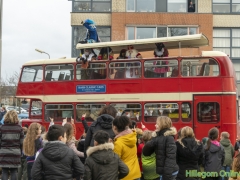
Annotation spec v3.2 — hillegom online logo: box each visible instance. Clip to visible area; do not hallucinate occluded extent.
[186,170,240,178]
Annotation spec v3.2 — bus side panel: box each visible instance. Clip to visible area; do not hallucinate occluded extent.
[221,95,237,144]
[192,78,222,92]
[142,79,180,93]
[17,83,44,96]
[222,77,236,92]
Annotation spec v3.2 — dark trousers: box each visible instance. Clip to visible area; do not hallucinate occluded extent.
[2,168,18,180]
[18,158,27,180]
[27,162,33,180]
[205,177,221,180]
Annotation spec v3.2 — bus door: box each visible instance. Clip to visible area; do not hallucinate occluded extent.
[193,95,221,140]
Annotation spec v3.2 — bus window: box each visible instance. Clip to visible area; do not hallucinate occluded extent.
[45,64,73,81]
[111,103,142,121]
[44,104,73,122]
[76,104,106,122]
[76,63,106,80]
[181,103,191,122]
[31,100,42,118]
[181,58,220,77]
[21,66,43,82]
[109,62,141,79]
[197,102,220,122]
[144,103,179,122]
[144,60,178,78]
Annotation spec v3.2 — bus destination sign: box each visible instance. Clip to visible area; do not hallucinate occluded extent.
[76,85,106,93]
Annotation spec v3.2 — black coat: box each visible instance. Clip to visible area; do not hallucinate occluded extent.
[142,127,179,180]
[84,114,115,157]
[203,142,225,173]
[176,137,203,180]
[84,143,129,180]
[31,141,84,180]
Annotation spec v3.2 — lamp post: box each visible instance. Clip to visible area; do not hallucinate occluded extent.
[0,0,3,105]
[35,49,50,59]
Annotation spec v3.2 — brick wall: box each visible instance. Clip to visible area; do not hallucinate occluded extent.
[111,13,213,56]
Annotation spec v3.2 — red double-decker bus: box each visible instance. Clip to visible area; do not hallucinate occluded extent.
[16,34,239,143]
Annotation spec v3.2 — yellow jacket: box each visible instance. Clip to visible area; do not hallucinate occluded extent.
[114,131,141,180]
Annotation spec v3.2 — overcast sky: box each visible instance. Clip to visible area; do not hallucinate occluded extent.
[2,0,72,79]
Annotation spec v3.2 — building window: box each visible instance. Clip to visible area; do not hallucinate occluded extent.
[213,0,240,13]
[126,0,197,12]
[73,0,111,12]
[72,26,111,57]
[213,28,240,81]
[127,26,198,39]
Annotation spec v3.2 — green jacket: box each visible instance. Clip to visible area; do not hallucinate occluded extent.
[142,153,160,180]
[220,139,234,166]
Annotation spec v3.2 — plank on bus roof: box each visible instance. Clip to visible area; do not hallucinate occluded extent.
[76,34,209,52]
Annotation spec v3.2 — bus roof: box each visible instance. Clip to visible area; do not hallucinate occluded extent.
[76,33,209,52]
[202,51,228,57]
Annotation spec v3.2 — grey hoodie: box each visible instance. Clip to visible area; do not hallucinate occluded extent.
[203,142,225,173]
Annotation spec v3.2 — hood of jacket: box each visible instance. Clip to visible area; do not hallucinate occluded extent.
[86,143,115,165]
[220,138,231,147]
[209,142,221,153]
[181,137,203,156]
[115,131,137,148]
[96,114,114,129]
[158,127,177,137]
[42,141,69,161]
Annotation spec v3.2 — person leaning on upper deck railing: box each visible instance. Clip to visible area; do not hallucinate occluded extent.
[153,43,169,78]
[97,47,114,60]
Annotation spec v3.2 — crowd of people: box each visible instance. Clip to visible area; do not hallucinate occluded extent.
[0,106,240,180]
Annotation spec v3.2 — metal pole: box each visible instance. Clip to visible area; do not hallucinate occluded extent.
[0,0,3,105]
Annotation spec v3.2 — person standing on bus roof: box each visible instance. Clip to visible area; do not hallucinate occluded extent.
[117,49,128,59]
[84,105,117,157]
[153,43,169,78]
[126,45,142,59]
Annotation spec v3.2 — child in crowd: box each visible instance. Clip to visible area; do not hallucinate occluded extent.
[112,116,141,180]
[203,127,225,180]
[0,110,24,180]
[229,153,240,180]
[64,123,84,158]
[220,132,234,180]
[18,127,28,180]
[31,125,84,180]
[141,130,160,180]
[142,116,179,180]
[176,126,203,180]
[84,130,129,180]
[23,123,43,180]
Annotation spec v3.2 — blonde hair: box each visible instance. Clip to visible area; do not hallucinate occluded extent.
[23,123,41,156]
[142,130,153,143]
[221,132,230,139]
[156,116,172,131]
[64,123,75,142]
[177,126,198,147]
[4,110,19,124]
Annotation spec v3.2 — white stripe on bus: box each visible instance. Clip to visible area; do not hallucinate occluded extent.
[16,92,236,103]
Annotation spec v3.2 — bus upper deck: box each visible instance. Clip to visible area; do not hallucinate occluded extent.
[17,50,236,98]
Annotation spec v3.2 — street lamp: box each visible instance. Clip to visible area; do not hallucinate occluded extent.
[35,49,50,59]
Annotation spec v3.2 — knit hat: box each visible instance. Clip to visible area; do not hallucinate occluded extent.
[202,137,208,145]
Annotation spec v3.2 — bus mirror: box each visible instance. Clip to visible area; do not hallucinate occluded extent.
[21,99,28,104]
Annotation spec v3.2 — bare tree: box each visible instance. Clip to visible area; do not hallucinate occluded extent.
[0,71,20,105]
